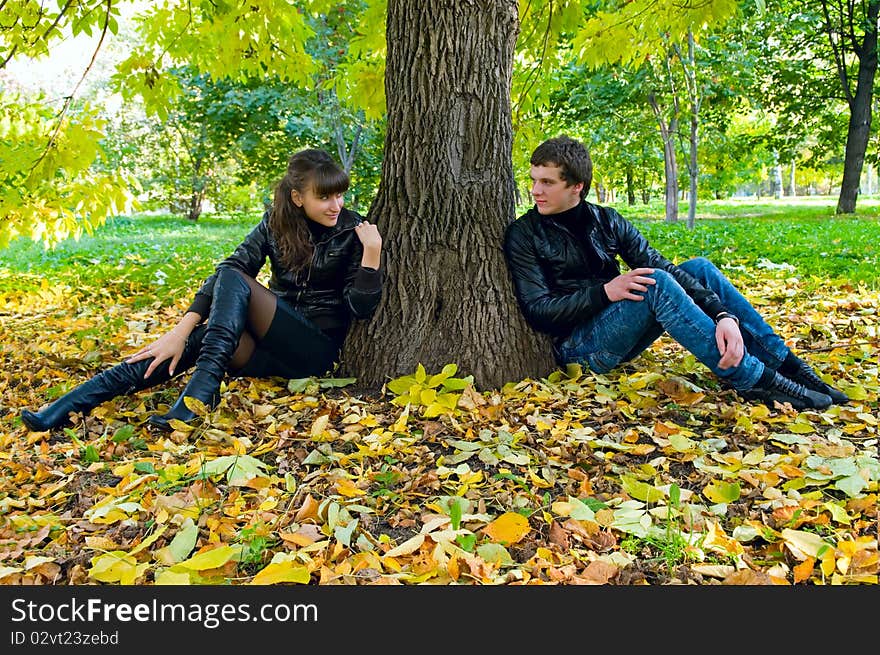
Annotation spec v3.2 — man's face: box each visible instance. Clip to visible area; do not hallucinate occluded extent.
[529,164,583,215]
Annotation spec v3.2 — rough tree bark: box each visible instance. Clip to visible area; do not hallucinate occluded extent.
[340,0,555,390]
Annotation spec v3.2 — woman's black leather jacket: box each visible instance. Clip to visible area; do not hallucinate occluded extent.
[503,201,727,342]
[187,207,383,347]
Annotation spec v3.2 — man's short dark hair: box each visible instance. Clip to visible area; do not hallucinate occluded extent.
[530,136,592,199]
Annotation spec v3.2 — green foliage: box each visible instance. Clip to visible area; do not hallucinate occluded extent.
[113,0,317,120]
[236,523,277,570]
[0,0,124,62]
[2,0,384,246]
[625,202,880,284]
[329,0,386,121]
[370,464,402,501]
[618,483,709,575]
[3,206,877,315]
[386,363,474,418]
[103,8,384,218]
[3,0,878,249]
[572,0,739,68]
[0,92,135,249]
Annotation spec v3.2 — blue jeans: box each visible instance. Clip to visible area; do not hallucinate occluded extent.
[555,257,791,391]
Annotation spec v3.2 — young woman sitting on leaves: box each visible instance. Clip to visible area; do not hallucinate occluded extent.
[21,148,384,433]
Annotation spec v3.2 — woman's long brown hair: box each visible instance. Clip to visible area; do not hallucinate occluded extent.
[268,149,350,274]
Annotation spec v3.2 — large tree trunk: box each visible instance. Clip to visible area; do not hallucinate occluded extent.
[341,0,555,390]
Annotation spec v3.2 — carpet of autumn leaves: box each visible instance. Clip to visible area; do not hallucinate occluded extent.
[0,269,877,586]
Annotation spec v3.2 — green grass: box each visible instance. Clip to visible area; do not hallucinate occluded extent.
[0,213,254,307]
[1,200,878,302]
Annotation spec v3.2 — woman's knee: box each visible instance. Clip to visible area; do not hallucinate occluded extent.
[217,266,243,281]
[229,330,257,371]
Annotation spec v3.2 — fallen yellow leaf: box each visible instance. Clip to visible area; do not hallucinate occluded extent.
[482,512,531,545]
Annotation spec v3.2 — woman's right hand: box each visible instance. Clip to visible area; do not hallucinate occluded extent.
[126,329,189,378]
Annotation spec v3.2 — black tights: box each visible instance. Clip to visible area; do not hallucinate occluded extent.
[225,271,279,371]
[222,270,337,378]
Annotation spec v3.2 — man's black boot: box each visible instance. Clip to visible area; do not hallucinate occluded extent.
[779,353,849,405]
[147,269,250,432]
[21,324,207,432]
[739,369,832,411]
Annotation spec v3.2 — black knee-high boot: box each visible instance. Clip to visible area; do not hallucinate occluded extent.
[147,268,250,432]
[20,324,208,432]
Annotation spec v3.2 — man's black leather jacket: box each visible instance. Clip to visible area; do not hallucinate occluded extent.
[503,201,727,342]
[187,207,382,347]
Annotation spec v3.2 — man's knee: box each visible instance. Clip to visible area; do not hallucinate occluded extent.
[646,268,676,291]
[679,256,715,277]
[643,268,693,309]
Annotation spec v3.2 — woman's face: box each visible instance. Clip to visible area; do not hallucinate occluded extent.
[292,185,345,227]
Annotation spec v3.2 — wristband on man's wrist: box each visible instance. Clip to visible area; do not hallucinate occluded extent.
[715,311,740,326]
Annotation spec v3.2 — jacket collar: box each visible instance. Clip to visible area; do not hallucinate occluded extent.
[530,201,596,236]
[312,208,359,244]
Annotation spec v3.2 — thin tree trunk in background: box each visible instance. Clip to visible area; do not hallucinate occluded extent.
[335,122,363,174]
[772,152,783,199]
[187,159,205,221]
[678,29,699,230]
[789,161,796,196]
[342,0,555,390]
[626,165,636,205]
[649,92,679,223]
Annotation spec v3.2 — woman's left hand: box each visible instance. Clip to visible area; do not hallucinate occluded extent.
[126,329,189,378]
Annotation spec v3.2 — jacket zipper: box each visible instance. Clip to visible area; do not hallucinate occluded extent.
[295,221,356,304]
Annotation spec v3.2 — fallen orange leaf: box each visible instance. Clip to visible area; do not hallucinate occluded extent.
[482,511,531,545]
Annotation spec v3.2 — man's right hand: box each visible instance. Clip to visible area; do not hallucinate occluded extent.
[604,268,656,302]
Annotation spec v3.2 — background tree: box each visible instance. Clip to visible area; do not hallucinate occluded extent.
[572,0,739,224]
[818,0,879,213]
[552,66,663,205]
[758,0,880,213]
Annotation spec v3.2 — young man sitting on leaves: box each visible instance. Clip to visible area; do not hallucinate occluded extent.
[502,135,849,411]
